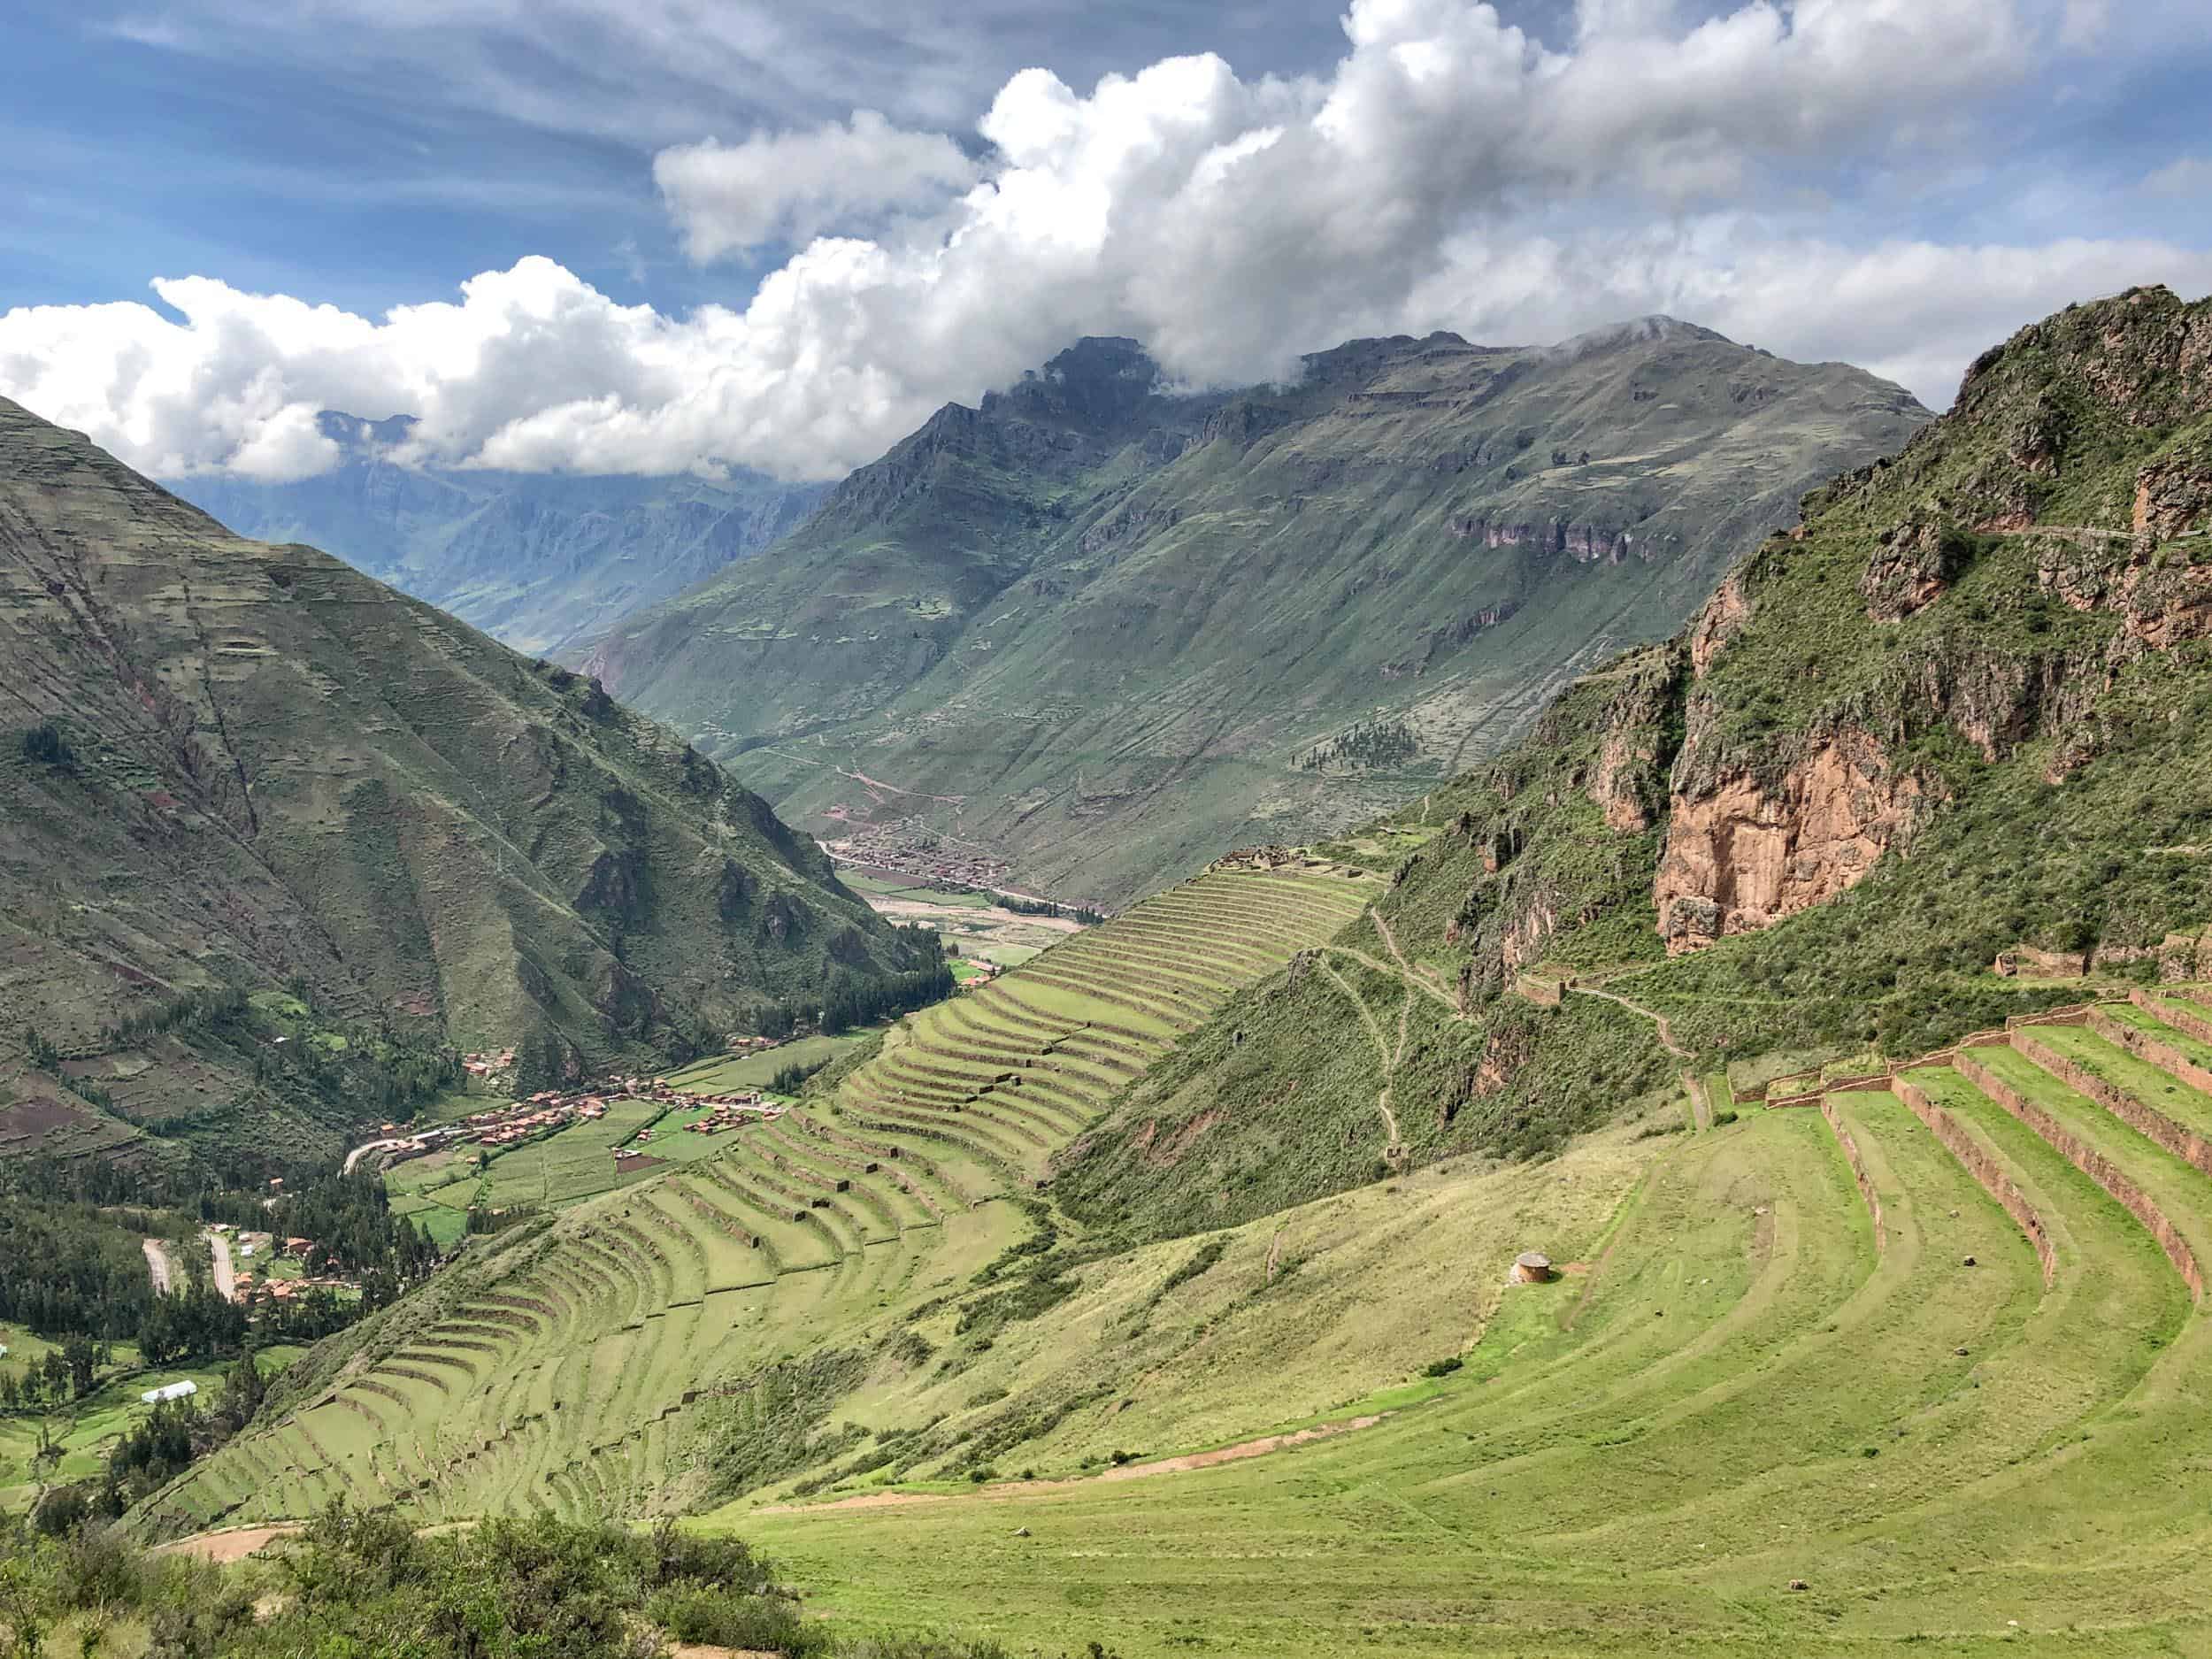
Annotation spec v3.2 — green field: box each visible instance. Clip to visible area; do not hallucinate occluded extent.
[664,1031,878,1094]
[728,1001,2212,1655]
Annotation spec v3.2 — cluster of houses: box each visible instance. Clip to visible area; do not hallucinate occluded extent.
[460,1047,518,1080]
[677,1094,772,1137]
[826,835,1011,890]
[209,1224,350,1305]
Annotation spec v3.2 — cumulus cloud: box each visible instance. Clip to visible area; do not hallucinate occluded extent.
[3,0,2198,480]
[656,112,981,258]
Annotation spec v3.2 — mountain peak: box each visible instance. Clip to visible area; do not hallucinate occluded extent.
[313,409,419,455]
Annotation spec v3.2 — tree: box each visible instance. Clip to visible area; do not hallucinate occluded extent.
[62,1336,98,1399]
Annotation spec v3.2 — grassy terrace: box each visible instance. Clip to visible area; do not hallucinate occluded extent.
[718,998,2212,1655]
[135,861,1378,1536]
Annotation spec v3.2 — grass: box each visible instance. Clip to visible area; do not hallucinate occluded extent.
[726,1059,2212,1655]
[664,1032,878,1094]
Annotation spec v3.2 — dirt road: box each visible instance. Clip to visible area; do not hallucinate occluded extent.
[142,1238,173,1294]
[152,1525,300,1563]
[344,1135,414,1175]
[205,1228,237,1301]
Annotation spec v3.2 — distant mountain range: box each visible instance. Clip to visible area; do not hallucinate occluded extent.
[0,399,933,1171]
[587,324,1931,905]
[173,413,828,658]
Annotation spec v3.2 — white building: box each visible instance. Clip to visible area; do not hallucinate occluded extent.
[140,1379,198,1405]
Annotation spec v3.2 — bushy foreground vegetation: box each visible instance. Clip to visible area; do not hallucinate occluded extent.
[0,1505,1058,1659]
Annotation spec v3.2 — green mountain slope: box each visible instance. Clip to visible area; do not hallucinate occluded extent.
[1060,283,2212,1238]
[591,326,1928,904]
[173,413,827,658]
[0,398,935,1170]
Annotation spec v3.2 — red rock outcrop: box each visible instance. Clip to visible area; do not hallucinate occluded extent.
[1686,572,1750,677]
[1655,729,1929,952]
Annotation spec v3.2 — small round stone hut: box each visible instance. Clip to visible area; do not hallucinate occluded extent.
[1513,1251,1553,1284]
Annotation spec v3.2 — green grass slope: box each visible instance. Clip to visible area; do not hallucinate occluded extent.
[733,1018,2212,1654]
[128,860,1374,1534]
[0,397,934,1169]
[591,326,1928,905]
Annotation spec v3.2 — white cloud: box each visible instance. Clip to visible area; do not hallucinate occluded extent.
[656,112,980,258]
[2142,156,2212,197]
[4,0,2200,481]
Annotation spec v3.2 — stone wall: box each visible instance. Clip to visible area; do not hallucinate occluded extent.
[1955,1052,2203,1304]
[1821,1094,1887,1254]
[2012,1027,2212,1181]
[1893,1073,2056,1287]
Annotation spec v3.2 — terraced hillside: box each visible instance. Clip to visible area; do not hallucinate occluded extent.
[129,860,1375,1535]
[732,987,2212,1655]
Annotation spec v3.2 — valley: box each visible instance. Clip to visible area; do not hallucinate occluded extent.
[7,283,2212,1658]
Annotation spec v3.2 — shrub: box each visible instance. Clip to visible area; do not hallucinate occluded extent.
[19,723,73,767]
[1421,1356,1465,1379]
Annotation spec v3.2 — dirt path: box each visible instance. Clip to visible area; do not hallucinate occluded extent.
[835,768,965,806]
[205,1228,237,1302]
[755,1411,1393,1517]
[1571,984,1689,1058]
[152,1524,300,1563]
[142,1238,173,1294]
[1683,1070,1712,1133]
[1366,909,1462,1011]
[1316,959,1401,1148]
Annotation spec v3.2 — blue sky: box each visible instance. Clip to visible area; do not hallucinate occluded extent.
[0,0,1356,314]
[0,0,2207,481]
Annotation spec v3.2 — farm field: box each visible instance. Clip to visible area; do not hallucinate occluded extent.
[134,860,1378,1538]
[725,991,2212,1655]
[664,1031,877,1094]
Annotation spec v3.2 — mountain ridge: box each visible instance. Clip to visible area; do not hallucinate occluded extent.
[0,397,935,1171]
[589,319,1931,906]
[172,425,829,659]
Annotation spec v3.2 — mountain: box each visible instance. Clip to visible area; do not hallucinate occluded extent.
[172,414,829,658]
[0,398,938,1171]
[588,326,1930,905]
[1058,283,2212,1237]
[120,290,2212,1659]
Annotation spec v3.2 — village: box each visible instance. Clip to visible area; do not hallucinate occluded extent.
[348,1064,786,1185]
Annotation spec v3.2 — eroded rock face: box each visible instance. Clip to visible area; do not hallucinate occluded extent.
[1687,572,1751,677]
[1861,522,1969,622]
[1655,729,1928,952]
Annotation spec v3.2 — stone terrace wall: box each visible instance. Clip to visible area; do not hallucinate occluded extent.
[1955,1051,2204,1304]
[1820,1094,1887,1254]
[2012,1026,2212,1181]
[1893,1073,2057,1287]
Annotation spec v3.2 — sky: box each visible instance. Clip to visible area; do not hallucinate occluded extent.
[0,0,2207,482]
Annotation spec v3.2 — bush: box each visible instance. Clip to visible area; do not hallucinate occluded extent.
[1420,1356,1464,1379]
[647,1583,813,1653]
[19,722,73,768]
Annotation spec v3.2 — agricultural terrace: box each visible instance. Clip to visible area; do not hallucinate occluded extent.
[722,983,2212,1655]
[132,861,1375,1536]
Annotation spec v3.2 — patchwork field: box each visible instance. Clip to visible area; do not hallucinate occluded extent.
[726,986,2212,1655]
[131,861,1377,1537]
